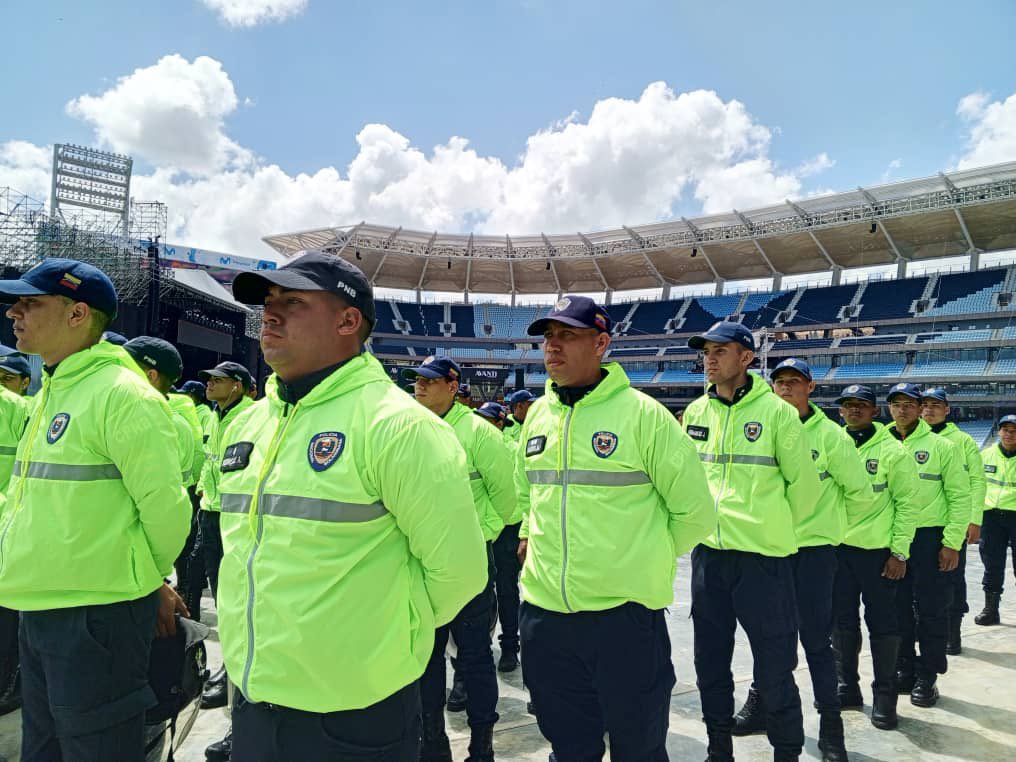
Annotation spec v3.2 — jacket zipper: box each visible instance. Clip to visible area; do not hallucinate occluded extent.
[713,405,733,549]
[241,401,297,698]
[558,406,575,612]
[0,383,50,572]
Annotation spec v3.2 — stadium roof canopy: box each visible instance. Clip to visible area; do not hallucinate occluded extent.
[262,161,1016,295]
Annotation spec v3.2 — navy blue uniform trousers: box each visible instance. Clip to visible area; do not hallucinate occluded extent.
[833,545,899,638]
[691,545,804,757]
[232,680,421,761]
[421,544,499,729]
[19,590,159,762]
[492,522,522,653]
[948,543,969,618]
[980,509,1016,594]
[897,526,955,677]
[520,601,674,761]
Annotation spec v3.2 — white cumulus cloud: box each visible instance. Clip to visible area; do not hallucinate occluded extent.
[66,54,250,174]
[956,90,1016,169]
[199,0,308,27]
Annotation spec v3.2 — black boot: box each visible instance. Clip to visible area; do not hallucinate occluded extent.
[201,678,228,709]
[945,614,962,655]
[894,654,915,695]
[870,636,900,730]
[910,674,939,708]
[732,686,767,736]
[817,711,848,762]
[446,670,468,713]
[204,731,232,762]
[207,665,227,687]
[465,724,495,762]
[832,629,863,708]
[0,660,21,717]
[705,727,734,762]
[421,713,453,762]
[497,643,519,673]
[975,592,1001,626]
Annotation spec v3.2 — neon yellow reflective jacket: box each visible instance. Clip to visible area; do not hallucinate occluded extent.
[442,402,515,541]
[216,353,486,713]
[516,363,713,613]
[195,402,214,441]
[504,417,522,446]
[842,422,920,558]
[887,418,968,551]
[168,393,204,487]
[683,374,822,557]
[198,395,254,511]
[0,342,191,610]
[936,422,986,525]
[981,443,1016,513]
[797,403,874,547]
[0,389,29,493]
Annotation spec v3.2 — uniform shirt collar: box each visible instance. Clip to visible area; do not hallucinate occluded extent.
[846,424,877,448]
[1000,444,1016,459]
[552,368,607,407]
[707,374,753,407]
[930,421,948,434]
[277,357,354,406]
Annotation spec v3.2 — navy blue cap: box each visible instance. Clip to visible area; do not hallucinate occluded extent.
[124,336,184,382]
[458,382,471,397]
[887,382,923,402]
[998,414,1016,427]
[232,250,376,328]
[527,296,612,336]
[401,356,463,382]
[507,389,537,408]
[835,384,877,405]
[920,387,949,404]
[771,358,812,381]
[0,352,31,377]
[0,258,118,318]
[180,380,206,395]
[688,321,756,352]
[102,331,129,346]
[199,361,254,390]
[475,401,513,427]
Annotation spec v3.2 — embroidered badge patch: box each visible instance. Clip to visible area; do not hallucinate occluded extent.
[592,431,618,458]
[915,450,930,465]
[525,436,547,457]
[744,422,763,442]
[46,413,71,444]
[308,432,345,472]
[686,425,709,442]
[866,458,879,475]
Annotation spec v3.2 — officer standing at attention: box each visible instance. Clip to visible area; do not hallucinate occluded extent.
[733,359,871,761]
[832,385,918,731]
[0,352,32,396]
[973,414,1016,626]
[0,373,29,717]
[516,296,714,761]
[682,322,821,762]
[885,383,967,708]
[919,388,985,654]
[181,379,215,438]
[404,356,514,761]
[0,259,191,760]
[475,400,513,433]
[217,251,486,761]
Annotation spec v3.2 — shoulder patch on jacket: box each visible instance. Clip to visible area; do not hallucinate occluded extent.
[221,442,255,473]
[985,464,998,474]
[526,436,547,457]
[46,413,71,444]
[686,425,709,442]
[308,432,345,472]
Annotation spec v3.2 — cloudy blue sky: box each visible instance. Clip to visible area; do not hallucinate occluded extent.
[2,0,1014,259]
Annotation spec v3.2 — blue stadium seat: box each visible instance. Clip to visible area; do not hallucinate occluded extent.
[785,284,859,326]
[838,335,908,348]
[696,294,743,319]
[834,361,907,379]
[915,329,993,345]
[449,305,476,337]
[374,301,399,333]
[626,300,684,336]
[741,291,793,329]
[608,347,660,358]
[923,269,1007,316]
[680,300,720,333]
[857,277,927,321]
[956,420,995,447]
[908,360,988,377]
[771,338,833,351]
[657,367,706,384]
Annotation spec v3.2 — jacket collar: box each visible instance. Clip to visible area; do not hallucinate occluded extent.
[706,371,770,409]
[889,417,931,443]
[264,352,390,410]
[543,363,630,412]
[42,342,146,390]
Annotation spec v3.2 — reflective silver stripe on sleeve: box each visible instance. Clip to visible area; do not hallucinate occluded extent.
[918,473,943,482]
[526,469,652,487]
[986,477,1016,488]
[0,446,17,456]
[219,493,388,523]
[818,470,831,481]
[220,493,253,514]
[698,453,779,467]
[469,471,482,480]
[872,482,889,493]
[12,461,122,481]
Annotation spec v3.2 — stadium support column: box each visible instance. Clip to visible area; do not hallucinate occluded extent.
[896,259,907,279]
[970,249,981,271]
[714,279,725,296]
[830,265,842,286]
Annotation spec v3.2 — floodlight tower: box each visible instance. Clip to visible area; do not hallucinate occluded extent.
[50,144,132,232]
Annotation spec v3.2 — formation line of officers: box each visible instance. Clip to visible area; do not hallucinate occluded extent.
[0,252,1011,762]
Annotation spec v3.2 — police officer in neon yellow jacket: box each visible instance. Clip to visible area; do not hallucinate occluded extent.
[404,358,514,761]
[885,383,968,708]
[832,384,919,731]
[973,414,1016,626]
[220,251,486,761]
[515,297,714,761]
[682,322,822,762]
[0,259,191,759]
[732,359,871,760]
[919,387,985,654]
[0,386,29,493]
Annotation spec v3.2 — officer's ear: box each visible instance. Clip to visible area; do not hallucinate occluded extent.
[594,331,611,359]
[740,348,755,370]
